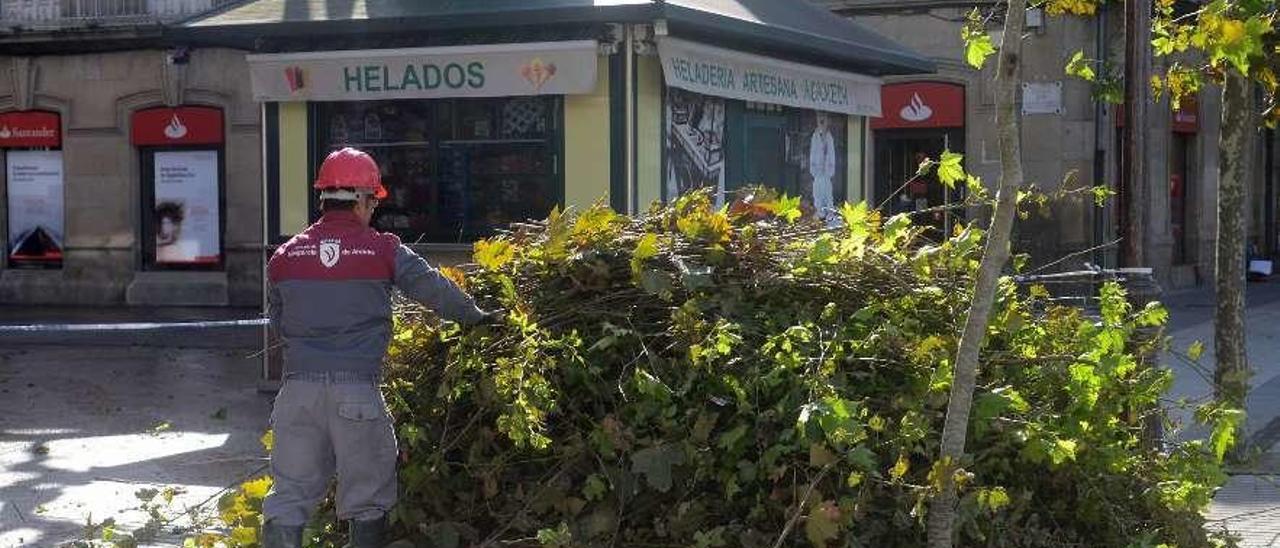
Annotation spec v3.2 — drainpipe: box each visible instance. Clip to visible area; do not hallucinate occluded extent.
[1093,6,1108,267]
[625,24,637,215]
[1267,129,1276,256]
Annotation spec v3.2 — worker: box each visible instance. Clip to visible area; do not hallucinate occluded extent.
[261,147,492,548]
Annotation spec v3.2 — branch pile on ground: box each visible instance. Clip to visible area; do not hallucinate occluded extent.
[379,190,1232,548]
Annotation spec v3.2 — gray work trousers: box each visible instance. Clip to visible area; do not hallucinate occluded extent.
[262,374,398,526]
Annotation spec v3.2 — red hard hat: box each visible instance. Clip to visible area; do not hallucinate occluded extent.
[314,147,388,199]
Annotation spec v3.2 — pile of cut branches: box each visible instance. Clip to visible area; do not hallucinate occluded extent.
[374,190,1234,548]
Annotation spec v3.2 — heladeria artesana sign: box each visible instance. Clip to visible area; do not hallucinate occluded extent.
[248,41,599,102]
[657,37,882,117]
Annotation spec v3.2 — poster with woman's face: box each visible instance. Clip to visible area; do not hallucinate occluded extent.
[665,88,727,205]
[154,150,220,264]
[792,110,847,221]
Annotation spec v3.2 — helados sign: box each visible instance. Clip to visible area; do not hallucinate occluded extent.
[248,41,599,102]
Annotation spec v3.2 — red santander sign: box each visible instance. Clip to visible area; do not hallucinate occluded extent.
[872,82,965,130]
[131,106,224,146]
[0,111,61,148]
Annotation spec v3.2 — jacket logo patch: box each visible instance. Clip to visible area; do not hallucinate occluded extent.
[319,240,341,268]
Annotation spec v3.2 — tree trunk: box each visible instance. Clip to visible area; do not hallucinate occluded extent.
[1215,71,1251,457]
[925,1,1025,546]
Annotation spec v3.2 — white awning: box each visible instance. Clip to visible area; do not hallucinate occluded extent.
[657,37,882,117]
[248,40,600,102]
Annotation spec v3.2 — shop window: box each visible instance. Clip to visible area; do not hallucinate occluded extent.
[1,110,64,269]
[665,89,848,222]
[315,97,562,244]
[132,106,226,270]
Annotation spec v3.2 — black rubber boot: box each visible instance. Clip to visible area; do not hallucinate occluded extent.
[344,516,386,548]
[261,520,304,548]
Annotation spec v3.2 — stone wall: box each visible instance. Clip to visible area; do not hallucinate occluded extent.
[0,47,262,306]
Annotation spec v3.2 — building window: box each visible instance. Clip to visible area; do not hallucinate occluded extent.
[315,97,562,244]
[1,110,64,269]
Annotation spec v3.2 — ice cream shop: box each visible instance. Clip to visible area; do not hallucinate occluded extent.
[180,0,932,257]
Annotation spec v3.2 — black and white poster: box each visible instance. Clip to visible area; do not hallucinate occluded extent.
[665,88,726,206]
[6,150,64,264]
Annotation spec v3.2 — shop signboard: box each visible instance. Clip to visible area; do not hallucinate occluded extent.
[248,41,599,102]
[153,150,221,264]
[657,37,882,117]
[132,106,224,146]
[0,111,61,148]
[6,150,64,263]
[872,82,965,130]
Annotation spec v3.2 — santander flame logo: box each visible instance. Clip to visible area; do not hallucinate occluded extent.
[163,114,188,140]
[0,126,10,140]
[899,93,934,123]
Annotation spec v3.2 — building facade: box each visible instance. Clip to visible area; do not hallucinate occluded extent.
[179,0,932,257]
[823,0,1279,289]
[0,0,263,306]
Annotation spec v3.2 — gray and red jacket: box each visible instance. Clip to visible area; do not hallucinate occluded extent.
[267,211,484,375]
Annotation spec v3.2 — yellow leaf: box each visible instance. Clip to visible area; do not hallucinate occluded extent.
[890,453,910,480]
[1220,19,1246,44]
[260,430,274,453]
[230,526,257,546]
[439,266,468,290]
[473,239,516,271]
[241,476,273,501]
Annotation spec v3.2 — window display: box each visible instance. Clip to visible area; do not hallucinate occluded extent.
[6,150,64,268]
[666,89,847,221]
[316,97,560,243]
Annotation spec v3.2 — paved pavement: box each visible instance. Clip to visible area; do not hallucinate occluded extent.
[1163,281,1280,546]
[0,307,270,548]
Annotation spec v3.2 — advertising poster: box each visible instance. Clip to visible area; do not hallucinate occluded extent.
[154,150,220,264]
[665,88,727,206]
[792,110,847,223]
[6,150,64,264]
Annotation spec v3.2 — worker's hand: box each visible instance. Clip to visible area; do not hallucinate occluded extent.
[477,309,504,327]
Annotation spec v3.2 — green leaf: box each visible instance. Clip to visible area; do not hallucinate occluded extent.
[1065,50,1096,82]
[582,473,609,501]
[1090,185,1115,206]
[977,487,1011,512]
[630,444,686,493]
[936,151,965,189]
[965,31,997,69]
[1049,438,1078,465]
[809,443,837,467]
[804,500,841,546]
[1188,341,1205,361]
[1135,302,1170,327]
[769,195,803,224]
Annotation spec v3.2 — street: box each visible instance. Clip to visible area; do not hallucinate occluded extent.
[0,307,270,548]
